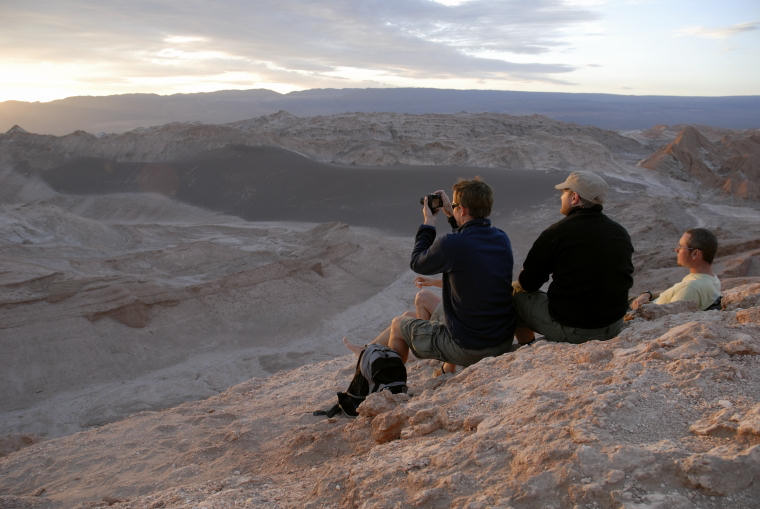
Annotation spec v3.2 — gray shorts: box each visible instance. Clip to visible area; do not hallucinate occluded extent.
[398,315,513,367]
[429,302,444,322]
[513,291,623,344]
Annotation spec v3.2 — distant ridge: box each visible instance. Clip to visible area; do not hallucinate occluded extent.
[1,88,759,135]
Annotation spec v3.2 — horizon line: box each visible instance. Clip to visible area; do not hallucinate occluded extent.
[3,86,760,105]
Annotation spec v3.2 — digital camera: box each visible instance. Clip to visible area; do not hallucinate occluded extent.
[420,193,443,213]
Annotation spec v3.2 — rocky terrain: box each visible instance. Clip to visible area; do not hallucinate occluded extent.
[1,112,759,507]
[3,112,646,172]
[639,126,760,200]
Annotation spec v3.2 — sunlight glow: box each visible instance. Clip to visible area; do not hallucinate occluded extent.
[163,35,208,44]
[429,0,472,6]
[0,61,96,102]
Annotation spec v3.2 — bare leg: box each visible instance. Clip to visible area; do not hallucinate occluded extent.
[415,290,457,373]
[441,362,456,374]
[370,325,392,346]
[342,321,394,355]
[515,326,536,345]
[414,289,440,320]
[387,312,416,363]
[342,337,365,355]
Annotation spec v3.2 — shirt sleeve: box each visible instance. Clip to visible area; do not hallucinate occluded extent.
[654,284,678,305]
[518,230,553,292]
[410,225,454,275]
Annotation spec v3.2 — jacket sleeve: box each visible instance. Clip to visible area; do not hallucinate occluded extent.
[518,229,553,292]
[410,225,454,275]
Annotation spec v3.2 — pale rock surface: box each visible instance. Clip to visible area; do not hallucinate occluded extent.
[1,281,759,508]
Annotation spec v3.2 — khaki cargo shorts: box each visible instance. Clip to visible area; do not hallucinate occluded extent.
[398,315,513,366]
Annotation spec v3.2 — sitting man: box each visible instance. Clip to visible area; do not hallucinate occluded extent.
[630,228,721,311]
[514,171,634,344]
[345,178,516,371]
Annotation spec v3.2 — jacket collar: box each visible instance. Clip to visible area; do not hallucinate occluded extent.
[458,217,491,231]
[567,204,603,216]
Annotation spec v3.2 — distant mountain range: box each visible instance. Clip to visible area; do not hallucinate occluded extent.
[2,88,759,135]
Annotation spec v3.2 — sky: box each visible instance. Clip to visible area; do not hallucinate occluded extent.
[0,0,758,103]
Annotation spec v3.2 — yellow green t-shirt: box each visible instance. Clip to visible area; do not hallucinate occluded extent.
[654,273,721,310]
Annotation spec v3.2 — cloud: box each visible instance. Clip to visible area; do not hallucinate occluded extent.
[164,36,208,44]
[0,0,598,94]
[676,21,759,40]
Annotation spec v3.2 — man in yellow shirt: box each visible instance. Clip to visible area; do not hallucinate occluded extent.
[631,228,721,311]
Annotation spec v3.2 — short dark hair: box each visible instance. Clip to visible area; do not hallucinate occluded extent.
[686,228,718,263]
[452,177,493,218]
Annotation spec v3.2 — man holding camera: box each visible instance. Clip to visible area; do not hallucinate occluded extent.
[346,178,516,371]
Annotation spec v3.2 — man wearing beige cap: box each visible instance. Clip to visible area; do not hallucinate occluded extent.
[513,171,634,344]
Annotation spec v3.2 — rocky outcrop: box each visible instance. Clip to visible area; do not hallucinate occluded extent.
[0,112,647,173]
[230,111,647,170]
[639,126,760,199]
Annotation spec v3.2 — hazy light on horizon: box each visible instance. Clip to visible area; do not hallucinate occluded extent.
[0,0,758,103]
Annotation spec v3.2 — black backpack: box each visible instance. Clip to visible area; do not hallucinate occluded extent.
[314,344,407,417]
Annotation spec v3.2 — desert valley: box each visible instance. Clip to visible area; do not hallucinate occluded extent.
[1,109,760,508]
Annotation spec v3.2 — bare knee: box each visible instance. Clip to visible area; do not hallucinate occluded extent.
[414,290,439,319]
[390,315,411,362]
[391,313,414,332]
[414,289,432,307]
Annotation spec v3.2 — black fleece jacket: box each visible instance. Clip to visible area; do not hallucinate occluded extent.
[518,205,634,328]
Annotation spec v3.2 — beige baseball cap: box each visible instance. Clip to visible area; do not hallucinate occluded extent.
[554,171,608,204]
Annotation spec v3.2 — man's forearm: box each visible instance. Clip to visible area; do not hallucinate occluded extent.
[410,225,450,275]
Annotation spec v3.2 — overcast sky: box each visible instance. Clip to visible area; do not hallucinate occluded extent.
[1,0,758,102]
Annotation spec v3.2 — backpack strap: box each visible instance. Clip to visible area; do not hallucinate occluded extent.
[375,381,408,392]
[312,404,342,418]
[704,295,722,311]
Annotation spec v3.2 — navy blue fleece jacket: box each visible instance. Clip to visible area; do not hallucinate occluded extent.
[410,218,516,350]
